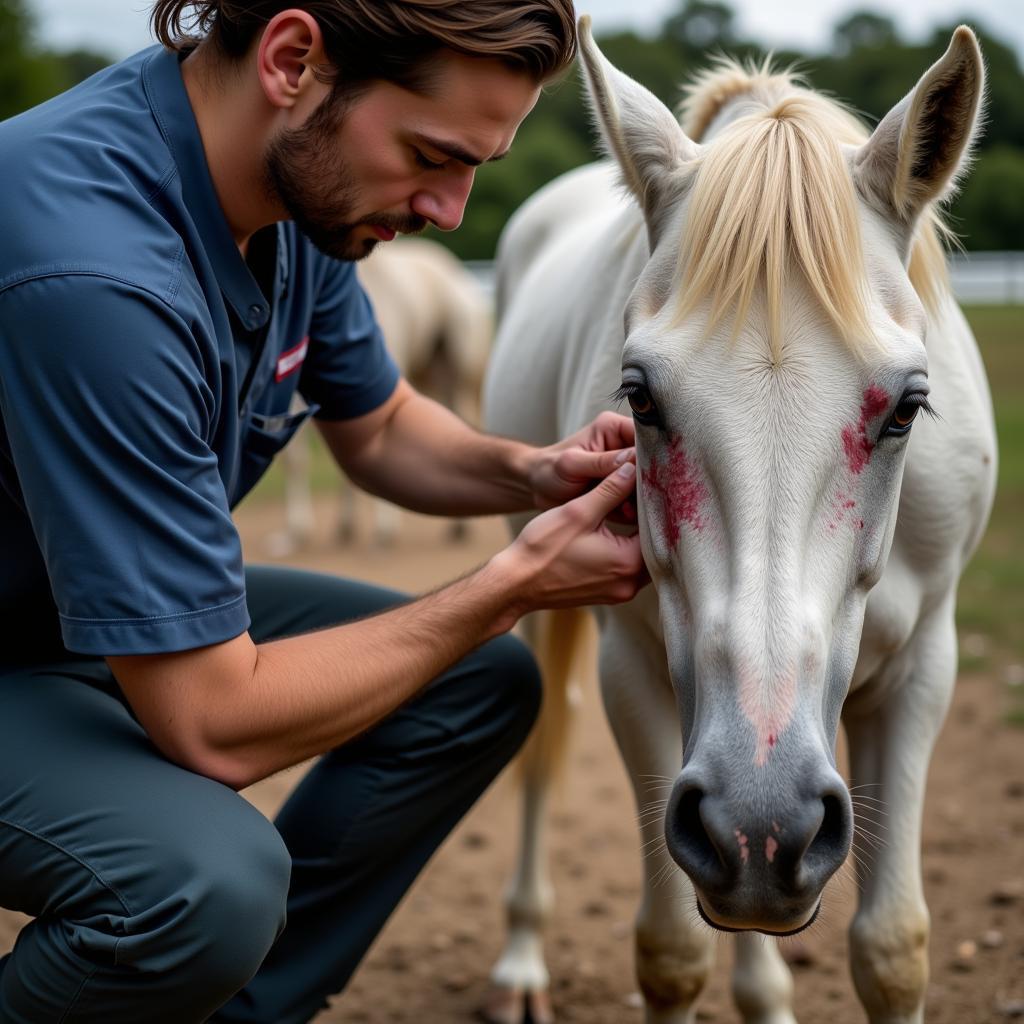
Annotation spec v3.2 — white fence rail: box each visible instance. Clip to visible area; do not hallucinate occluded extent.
[949,251,1024,304]
[466,253,1024,306]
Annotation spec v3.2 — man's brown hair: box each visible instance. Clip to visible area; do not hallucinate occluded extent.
[151,1,577,90]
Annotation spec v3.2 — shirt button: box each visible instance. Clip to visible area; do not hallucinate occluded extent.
[248,303,266,328]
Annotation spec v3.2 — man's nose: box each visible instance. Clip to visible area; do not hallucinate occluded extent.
[411,167,475,232]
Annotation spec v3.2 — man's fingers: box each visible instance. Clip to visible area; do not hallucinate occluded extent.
[573,461,637,525]
[593,411,636,450]
[560,446,635,482]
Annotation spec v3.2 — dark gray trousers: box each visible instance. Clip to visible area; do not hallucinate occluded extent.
[0,566,541,1024]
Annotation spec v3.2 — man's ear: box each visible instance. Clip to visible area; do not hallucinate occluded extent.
[853,26,985,226]
[576,15,700,243]
[256,9,327,109]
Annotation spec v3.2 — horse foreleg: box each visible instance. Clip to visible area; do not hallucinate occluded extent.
[372,497,401,547]
[283,427,315,543]
[264,424,314,557]
[843,608,958,1024]
[483,608,589,1024]
[443,378,483,544]
[598,616,715,1024]
[731,933,796,1024]
[484,770,556,1024]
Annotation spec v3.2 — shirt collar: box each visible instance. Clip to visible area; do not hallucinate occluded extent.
[141,46,270,332]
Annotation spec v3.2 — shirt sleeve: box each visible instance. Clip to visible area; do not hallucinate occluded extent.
[0,274,249,656]
[298,256,400,420]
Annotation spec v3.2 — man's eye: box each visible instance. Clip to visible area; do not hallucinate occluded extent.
[414,150,446,170]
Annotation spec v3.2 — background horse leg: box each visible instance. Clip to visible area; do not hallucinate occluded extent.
[843,604,958,1024]
[372,498,401,547]
[283,425,314,545]
[598,617,716,1024]
[264,421,315,558]
[732,933,796,1024]
[483,608,589,1024]
[336,474,358,544]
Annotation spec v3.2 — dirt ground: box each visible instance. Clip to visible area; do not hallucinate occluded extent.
[2,495,1022,1022]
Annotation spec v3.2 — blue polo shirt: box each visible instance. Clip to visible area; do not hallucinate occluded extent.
[0,47,400,660]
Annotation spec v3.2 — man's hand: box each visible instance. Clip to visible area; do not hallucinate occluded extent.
[528,411,637,523]
[529,411,635,506]
[495,458,650,622]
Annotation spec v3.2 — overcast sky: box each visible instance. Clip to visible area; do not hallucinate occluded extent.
[31,0,1024,64]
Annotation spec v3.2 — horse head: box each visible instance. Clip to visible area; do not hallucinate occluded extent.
[577,18,984,933]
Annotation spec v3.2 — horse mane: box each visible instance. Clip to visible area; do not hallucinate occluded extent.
[674,58,951,358]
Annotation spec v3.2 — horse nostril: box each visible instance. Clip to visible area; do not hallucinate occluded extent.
[803,793,851,878]
[667,786,728,885]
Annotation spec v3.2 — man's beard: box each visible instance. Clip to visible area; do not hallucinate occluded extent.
[264,95,427,261]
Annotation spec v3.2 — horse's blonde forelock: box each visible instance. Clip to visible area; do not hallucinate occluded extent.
[674,61,950,358]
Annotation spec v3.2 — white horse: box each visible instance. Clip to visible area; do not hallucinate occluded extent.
[483,19,995,1024]
[275,237,492,552]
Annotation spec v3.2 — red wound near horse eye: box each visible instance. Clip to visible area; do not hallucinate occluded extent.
[842,384,889,474]
[641,436,707,546]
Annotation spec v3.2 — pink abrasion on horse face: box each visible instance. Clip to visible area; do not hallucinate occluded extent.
[829,385,889,533]
[640,436,708,548]
[841,385,889,474]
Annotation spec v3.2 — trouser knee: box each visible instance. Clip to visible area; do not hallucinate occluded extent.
[475,633,542,751]
[125,803,292,998]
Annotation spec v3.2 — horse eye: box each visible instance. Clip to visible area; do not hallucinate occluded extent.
[612,380,661,426]
[885,394,931,436]
[628,387,654,417]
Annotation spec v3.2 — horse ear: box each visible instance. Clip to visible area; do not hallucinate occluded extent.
[577,16,699,231]
[854,26,985,225]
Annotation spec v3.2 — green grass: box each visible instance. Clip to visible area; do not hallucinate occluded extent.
[957,306,1024,724]
[957,306,1024,670]
[964,306,1024,490]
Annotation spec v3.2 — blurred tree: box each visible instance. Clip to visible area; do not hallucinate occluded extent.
[949,146,1024,250]
[832,11,899,57]
[55,47,112,85]
[598,31,691,108]
[0,0,63,119]
[0,0,111,120]
[664,0,737,52]
[806,42,921,125]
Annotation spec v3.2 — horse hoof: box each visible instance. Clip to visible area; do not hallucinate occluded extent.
[526,990,554,1024]
[479,987,523,1024]
[479,986,554,1024]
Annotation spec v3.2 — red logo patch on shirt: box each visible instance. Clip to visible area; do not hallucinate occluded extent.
[276,336,309,382]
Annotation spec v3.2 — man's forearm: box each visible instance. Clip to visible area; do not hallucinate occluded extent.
[110,554,529,790]
[321,383,539,516]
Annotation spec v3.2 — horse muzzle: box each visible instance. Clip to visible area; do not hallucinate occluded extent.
[664,763,853,933]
